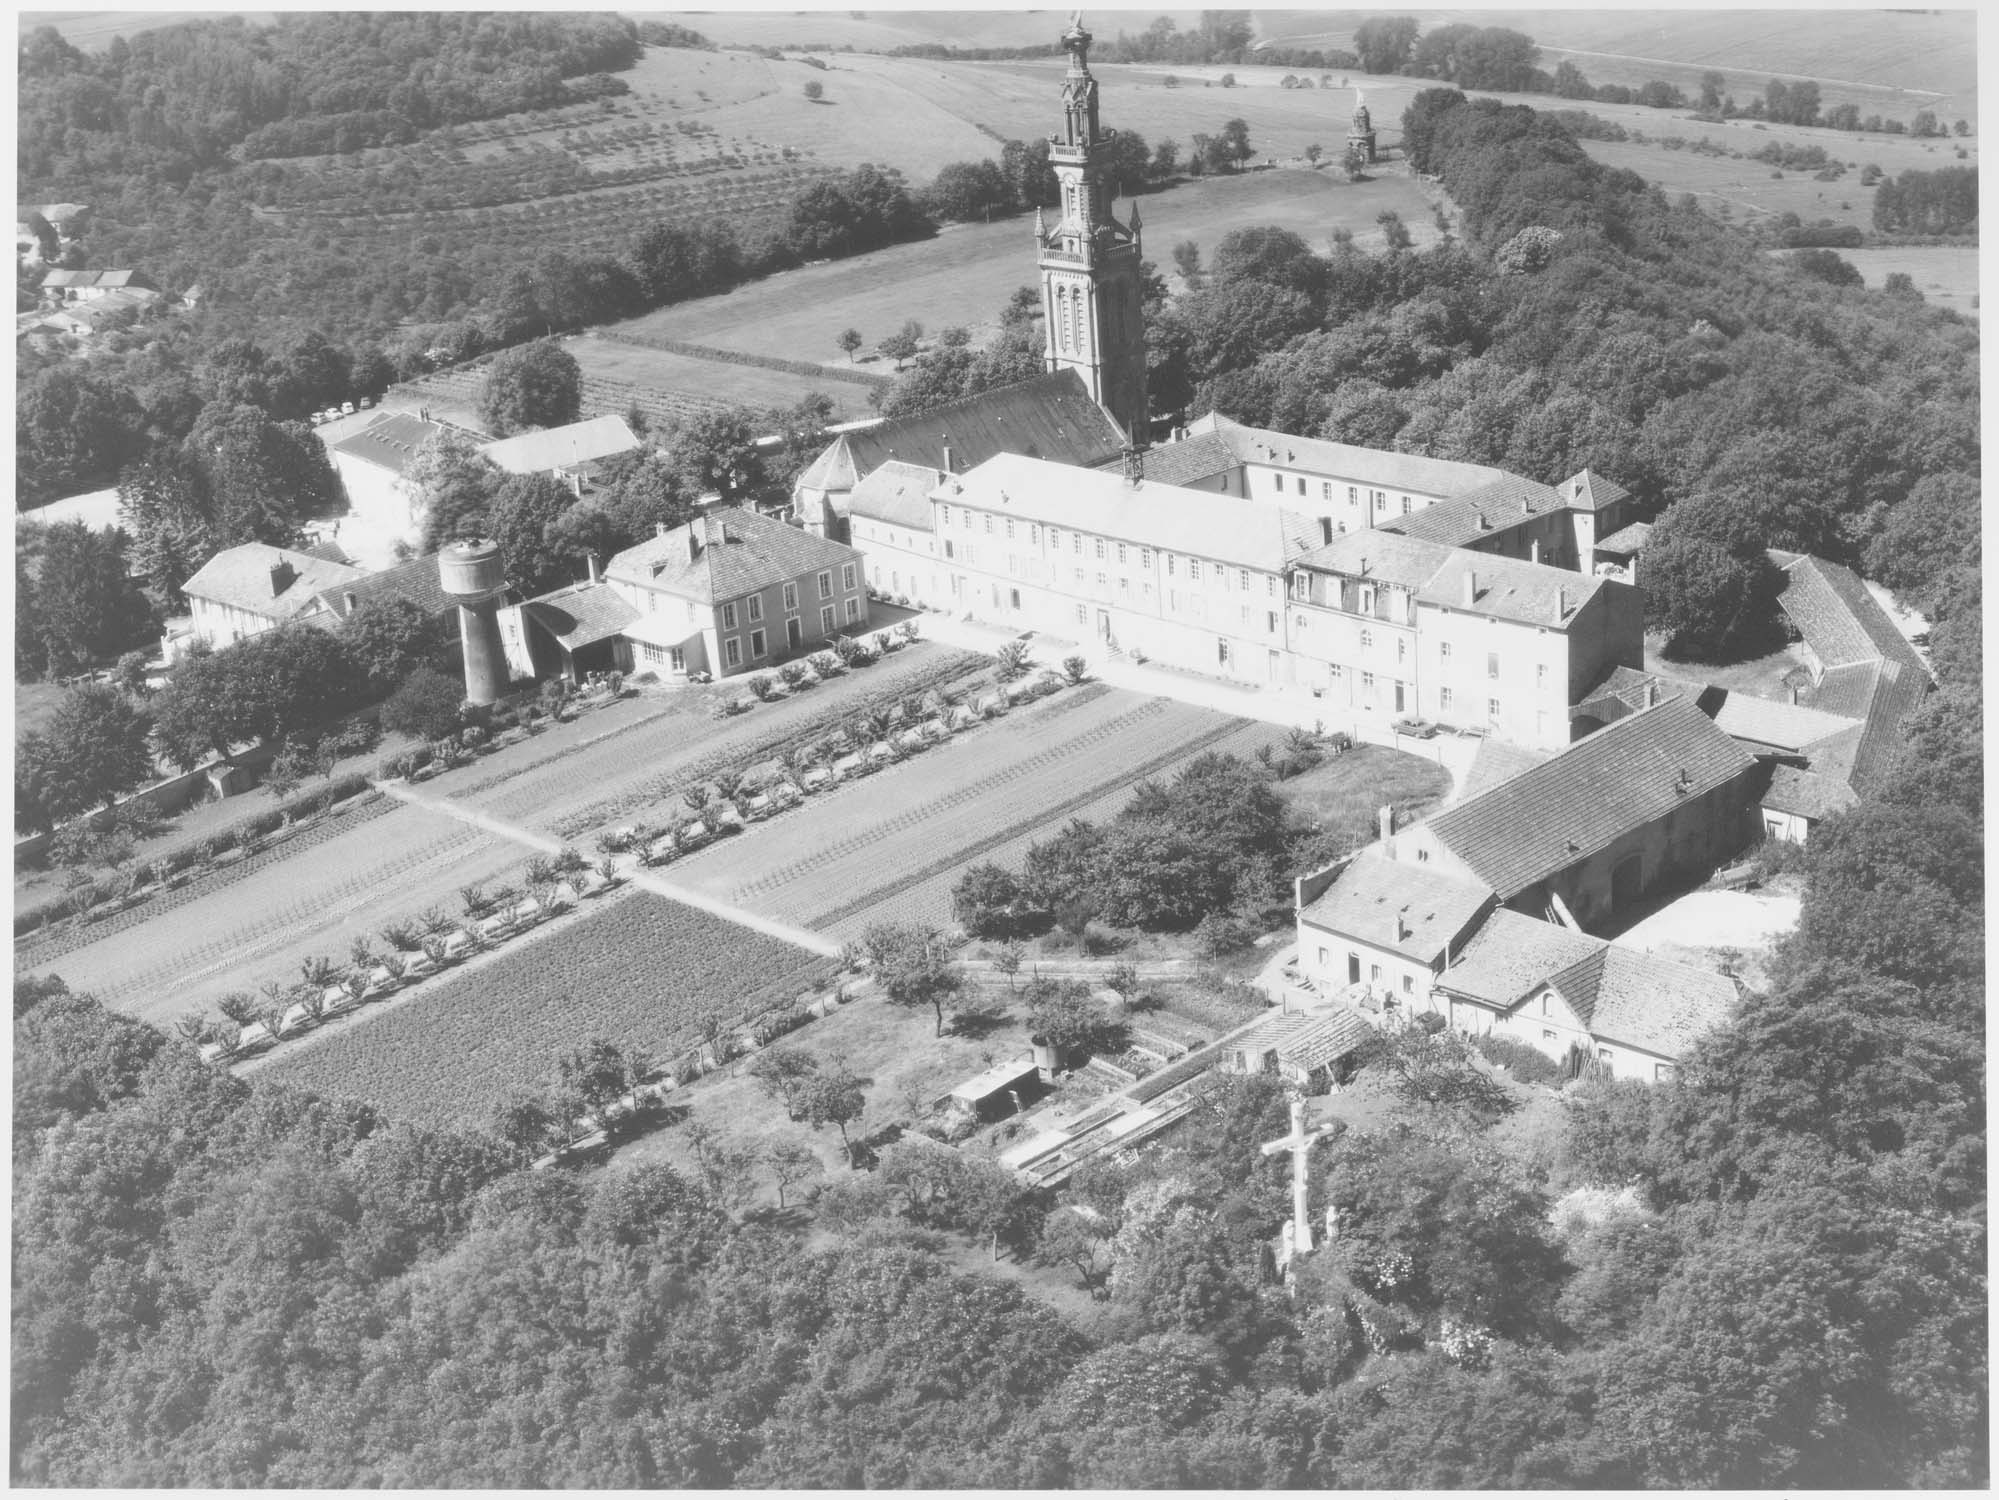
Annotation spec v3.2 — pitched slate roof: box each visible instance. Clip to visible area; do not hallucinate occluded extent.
[1194,413,1517,497]
[796,370,1126,494]
[1419,697,1758,899]
[480,415,640,476]
[1383,472,1565,546]
[1417,549,1610,629]
[942,453,1323,573]
[1558,945,1736,1057]
[607,507,860,605]
[332,411,446,477]
[1762,763,1860,821]
[1298,849,1495,965]
[40,268,150,290]
[1556,469,1631,514]
[1235,1008,1377,1071]
[300,536,355,566]
[310,553,457,620]
[181,543,367,619]
[1709,690,1857,754]
[1293,528,1456,589]
[1435,909,1603,1007]
[521,581,640,651]
[849,460,940,532]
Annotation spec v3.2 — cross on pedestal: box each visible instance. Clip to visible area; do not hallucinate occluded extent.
[1260,1091,1336,1264]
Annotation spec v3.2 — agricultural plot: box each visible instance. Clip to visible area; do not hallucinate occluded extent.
[566,336,875,423]
[602,167,1437,363]
[257,891,833,1131]
[660,688,1251,935]
[1817,246,1977,317]
[26,803,528,1030]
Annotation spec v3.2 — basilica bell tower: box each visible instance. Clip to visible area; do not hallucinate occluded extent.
[1037,14,1149,445]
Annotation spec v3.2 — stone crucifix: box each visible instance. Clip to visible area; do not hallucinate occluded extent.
[1260,1091,1337,1265]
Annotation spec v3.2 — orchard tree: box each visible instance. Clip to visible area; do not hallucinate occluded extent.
[341,595,450,693]
[802,1064,869,1164]
[836,327,863,362]
[478,339,582,436]
[803,79,825,102]
[861,922,963,1036]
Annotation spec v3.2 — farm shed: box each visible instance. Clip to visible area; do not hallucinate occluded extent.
[1225,1009,1375,1089]
[946,1054,1047,1123]
[516,581,639,683]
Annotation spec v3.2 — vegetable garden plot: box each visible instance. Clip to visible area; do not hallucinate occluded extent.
[260,890,833,1130]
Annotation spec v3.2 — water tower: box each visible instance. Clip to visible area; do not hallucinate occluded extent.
[438,539,510,706]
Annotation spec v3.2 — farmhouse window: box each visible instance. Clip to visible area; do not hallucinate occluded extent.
[1323,481,1332,500]
[1076,604,1088,625]
[1031,524,1041,545]
[984,516,994,535]
[1167,554,1177,576]
[1360,629,1372,649]
[820,605,836,634]
[1074,567,1085,584]
[1141,548,1152,570]
[1005,519,1015,540]
[1296,476,1306,496]
[746,594,762,623]
[1359,586,1375,613]
[1329,663,1343,679]
[1488,697,1501,720]
[1362,671,1374,690]
[1238,569,1250,592]
[1095,538,1107,561]
[845,597,861,623]
[721,602,738,630]
[940,505,951,526]
[1487,651,1500,679]
[1401,496,1411,514]
[1010,588,1022,610]
[1348,486,1358,504]
[1189,559,1202,582]
[842,563,857,591]
[1049,527,1059,547]
[1396,637,1406,663]
[943,540,955,559]
[818,571,833,599]
[1117,542,1127,564]
[783,582,798,611]
[686,600,698,623]
[1440,687,1453,710]
[1544,1029,1558,1043]
[750,629,767,659]
[1073,533,1083,555]
[725,638,742,668]
[1292,573,1310,600]
[1272,472,1284,492]
[1370,963,1382,982]
[1266,611,1278,634]
[1537,662,1548,686]
[1402,975,1413,993]
[1119,578,1130,596]
[1440,641,1452,660]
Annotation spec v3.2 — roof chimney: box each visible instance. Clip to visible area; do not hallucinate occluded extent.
[1319,516,1334,545]
[1476,508,1490,531]
[270,560,296,596]
[1394,909,1409,943]
[1461,568,1477,607]
[343,590,358,613]
[1522,497,1533,515]
[1122,445,1144,486]
[1789,683,1801,706]
[687,526,703,562]
[1675,768,1692,795]
[1553,585,1566,622]
[656,521,670,538]
[585,552,599,585]
[941,434,954,474]
[1647,680,1659,708]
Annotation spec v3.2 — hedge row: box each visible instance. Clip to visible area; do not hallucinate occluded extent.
[595,329,892,388]
[1127,1041,1224,1105]
[14,774,377,938]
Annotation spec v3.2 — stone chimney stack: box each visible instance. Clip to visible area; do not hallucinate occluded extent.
[270,560,296,597]
[1553,585,1566,622]
[585,553,599,585]
[343,590,358,613]
[1647,680,1660,708]
[687,525,704,562]
[1461,569,1477,607]
[941,435,954,474]
[1394,910,1409,943]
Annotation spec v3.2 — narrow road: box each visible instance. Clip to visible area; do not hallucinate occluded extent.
[378,781,844,959]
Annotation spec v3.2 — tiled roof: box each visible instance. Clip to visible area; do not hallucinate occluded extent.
[941,452,1323,573]
[300,536,355,566]
[1417,549,1610,629]
[1560,945,1736,1057]
[1383,472,1565,546]
[1195,413,1517,497]
[1710,690,1857,753]
[1293,528,1456,590]
[1111,431,1238,487]
[796,370,1126,494]
[1595,520,1653,554]
[1298,849,1495,965]
[1436,909,1603,1007]
[1236,1008,1377,1071]
[1777,554,1929,675]
[311,553,457,620]
[181,543,367,619]
[607,507,860,605]
[849,460,940,532]
[1762,764,1860,821]
[1459,736,1553,798]
[332,411,446,477]
[40,268,148,290]
[1419,697,1758,899]
[480,415,639,475]
[521,581,640,650]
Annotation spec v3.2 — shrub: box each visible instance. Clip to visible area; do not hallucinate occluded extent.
[809,649,845,676]
[1062,655,1090,685]
[746,672,777,701]
[831,635,864,667]
[1470,1032,1566,1087]
[1193,910,1257,957]
[778,661,809,689]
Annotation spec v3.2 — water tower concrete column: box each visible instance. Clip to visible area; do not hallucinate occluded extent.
[438,539,510,706]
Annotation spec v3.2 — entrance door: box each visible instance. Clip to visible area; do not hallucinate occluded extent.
[1611,853,1643,908]
[1096,609,1112,641]
[1347,952,1362,984]
[785,617,803,650]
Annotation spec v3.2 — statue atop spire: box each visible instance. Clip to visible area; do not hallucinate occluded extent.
[1056,12,1100,149]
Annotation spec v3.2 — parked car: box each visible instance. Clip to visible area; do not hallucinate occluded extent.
[1393,717,1438,739]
